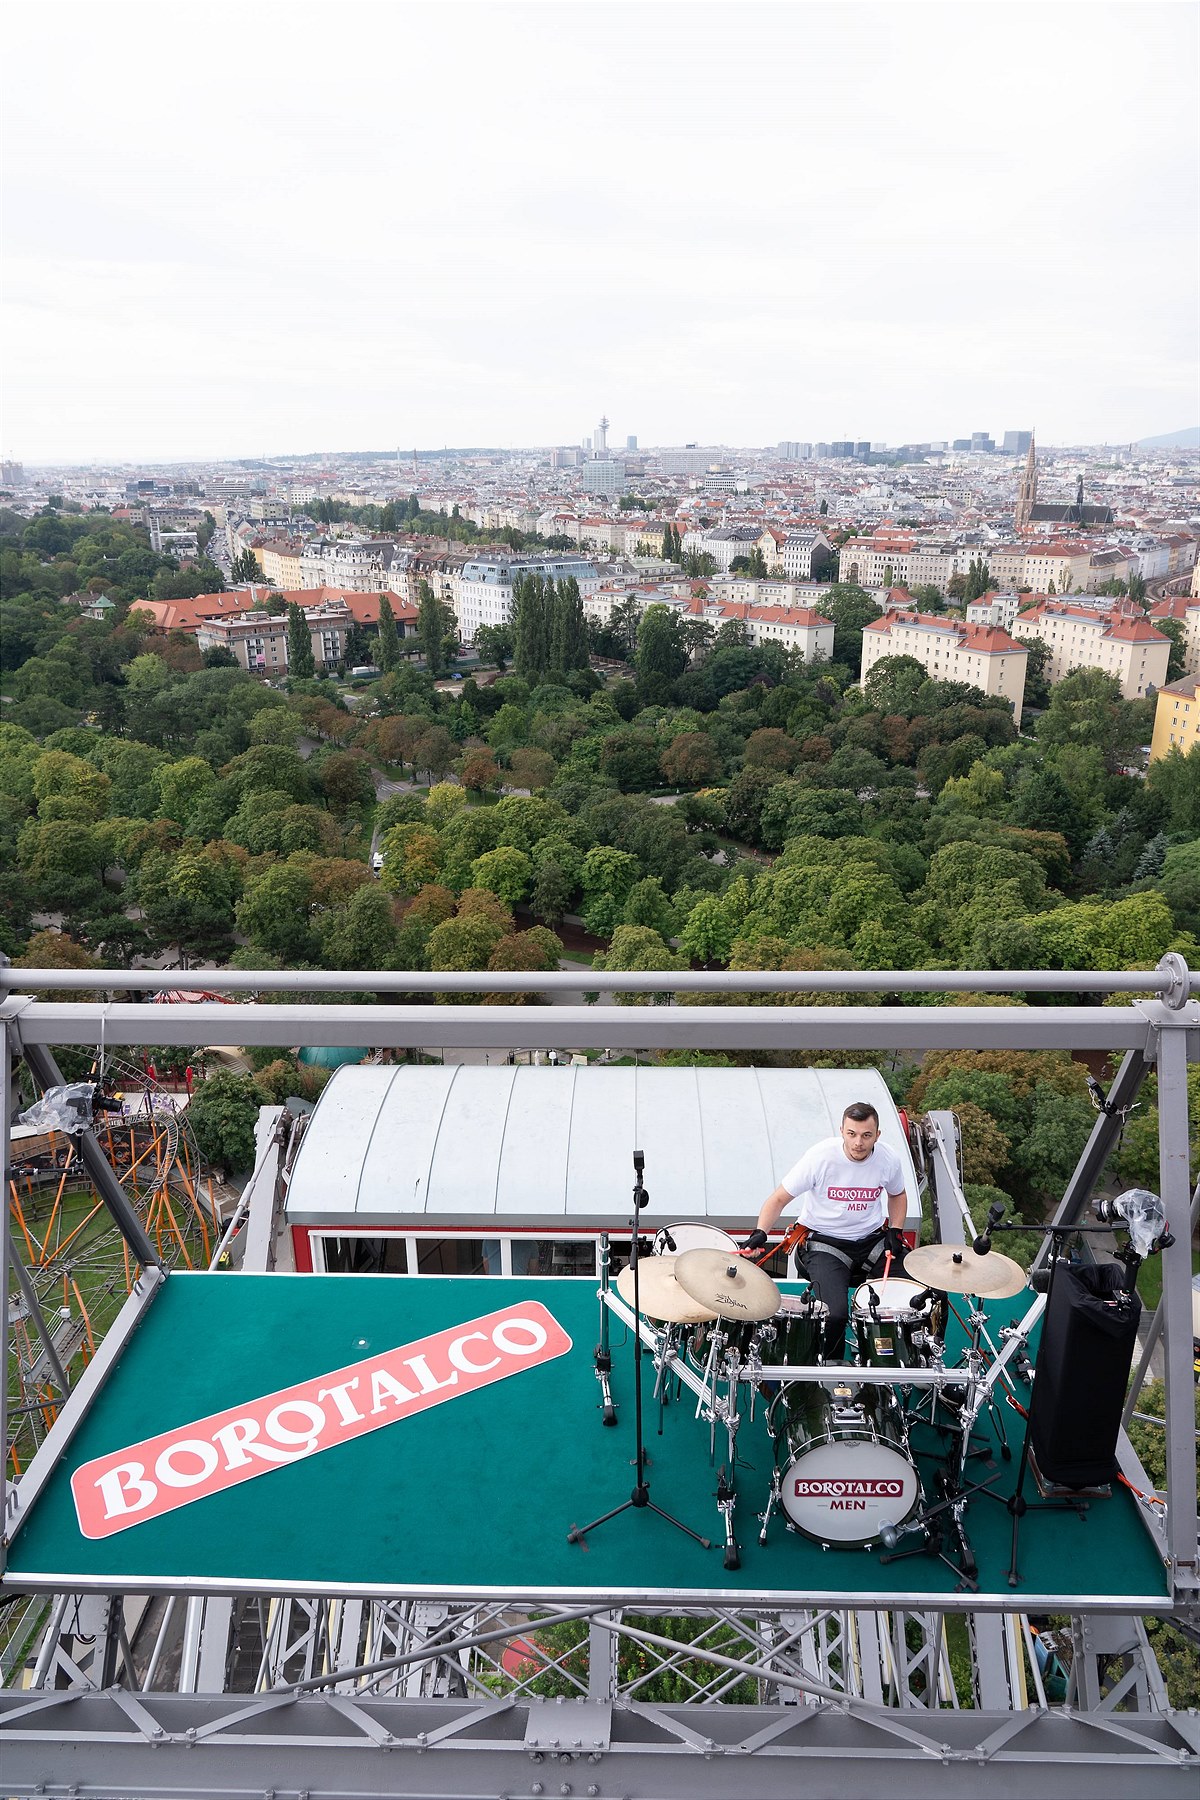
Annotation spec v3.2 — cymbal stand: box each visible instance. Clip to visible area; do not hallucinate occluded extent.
[568,1151,712,1555]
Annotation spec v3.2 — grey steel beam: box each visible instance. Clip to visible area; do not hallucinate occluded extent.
[1032,1048,1154,1273]
[1155,1021,1200,1586]
[0,1689,1197,1799]
[2,966,1189,997]
[1,1266,166,1563]
[21,1043,163,1272]
[6,1242,70,1396]
[923,1110,970,1245]
[1,1021,11,1575]
[2,997,1193,1052]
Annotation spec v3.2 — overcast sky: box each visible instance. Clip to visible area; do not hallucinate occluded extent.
[3,1,1196,465]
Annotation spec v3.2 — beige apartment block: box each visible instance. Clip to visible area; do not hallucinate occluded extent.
[1150,674,1200,760]
[1149,596,1200,675]
[1018,541,1094,594]
[259,540,307,588]
[837,533,915,587]
[1010,599,1170,699]
[860,610,1028,725]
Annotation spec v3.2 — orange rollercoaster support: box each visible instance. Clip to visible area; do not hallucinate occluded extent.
[71,1279,95,1357]
[9,1181,40,1266]
[40,1144,77,1264]
[51,1196,106,1263]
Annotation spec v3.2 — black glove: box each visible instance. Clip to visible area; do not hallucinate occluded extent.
[883,1226,906,1261]
[743,1229,769,1252]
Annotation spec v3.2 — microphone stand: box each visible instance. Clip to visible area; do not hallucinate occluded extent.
[568,1150,711,1554]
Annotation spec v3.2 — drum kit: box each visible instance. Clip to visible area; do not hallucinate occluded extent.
[599,1222,1031,1579]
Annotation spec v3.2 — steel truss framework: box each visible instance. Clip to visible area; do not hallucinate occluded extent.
[1,959,1197,1796]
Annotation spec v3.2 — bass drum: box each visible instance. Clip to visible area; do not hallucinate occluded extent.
[767,1383,921,1548]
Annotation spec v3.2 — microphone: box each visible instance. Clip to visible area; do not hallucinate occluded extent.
[973,1201,1005,1256]
[657,1228,677,1252]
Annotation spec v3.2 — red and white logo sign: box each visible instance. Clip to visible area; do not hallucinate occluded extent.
[794,1476,904,1499]
[71,1302,571,1539]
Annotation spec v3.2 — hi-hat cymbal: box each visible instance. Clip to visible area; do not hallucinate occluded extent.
[615,1255,717,1324]
[674,1248,782,1321]
[903,1243,1028,1299]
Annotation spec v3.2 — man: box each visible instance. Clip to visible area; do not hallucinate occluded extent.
[746,1102,907,1359]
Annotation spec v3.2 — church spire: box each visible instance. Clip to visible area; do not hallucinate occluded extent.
[1015,433,1038,530]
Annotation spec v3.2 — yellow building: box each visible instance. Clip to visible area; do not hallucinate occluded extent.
[1150,674,1200,760]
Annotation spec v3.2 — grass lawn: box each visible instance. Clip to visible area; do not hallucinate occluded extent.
[1136,1245,1200,1313]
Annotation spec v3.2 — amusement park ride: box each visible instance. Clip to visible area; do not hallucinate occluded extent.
[0,958,1197,1798]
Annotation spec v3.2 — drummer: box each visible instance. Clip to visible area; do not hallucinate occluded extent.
[747,1102,907,1360]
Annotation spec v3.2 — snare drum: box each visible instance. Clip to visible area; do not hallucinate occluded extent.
[767,1382,921,1547]
[851,1277,943,1371]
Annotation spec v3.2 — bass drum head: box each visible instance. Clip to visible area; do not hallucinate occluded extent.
[780,1435,920,1547]
[659,1222,739,1255]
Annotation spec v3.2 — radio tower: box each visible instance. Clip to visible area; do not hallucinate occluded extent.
[595,415,609,458]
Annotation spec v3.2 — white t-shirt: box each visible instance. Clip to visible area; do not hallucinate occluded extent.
[779,1136,904,1238]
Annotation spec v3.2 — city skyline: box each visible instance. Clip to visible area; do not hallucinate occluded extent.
[2,2,1197,463]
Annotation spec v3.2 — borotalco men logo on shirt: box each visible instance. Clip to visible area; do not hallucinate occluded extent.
[827,1187,882,1202]
[71,1302,572,1539]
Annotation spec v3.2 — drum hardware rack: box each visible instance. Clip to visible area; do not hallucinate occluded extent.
[567,1152,713,1556]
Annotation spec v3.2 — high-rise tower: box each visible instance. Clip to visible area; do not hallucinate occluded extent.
[1015,434,1038,530]
[594,415,609,458]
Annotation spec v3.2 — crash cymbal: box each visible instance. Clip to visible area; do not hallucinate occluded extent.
[903,1243,1028,1299]
[616,1255,717,1324]
[674,1248,782,1321]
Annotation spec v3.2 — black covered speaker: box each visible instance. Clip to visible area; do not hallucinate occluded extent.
[1029,1261,1141,1488]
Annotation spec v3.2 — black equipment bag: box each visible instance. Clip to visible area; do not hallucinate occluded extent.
[1029,1261,1141,1488]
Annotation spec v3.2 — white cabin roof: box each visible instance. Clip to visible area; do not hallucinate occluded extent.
[284,1065,920,1230]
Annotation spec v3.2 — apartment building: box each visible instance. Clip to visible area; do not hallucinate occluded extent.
[1150,595,1200,675]
[1010,598,1170,699]
[1149,674,1200,760]
[681,526,763,572]
[837,532,916,587]
[779,531,833,580]
[299,537,399,592]
[1017,541,1094,595]
[454,553,599,643]
[966,591,1023,629]
[860,610,1028,724]
[193,591,416,676]
[258,539,307,588]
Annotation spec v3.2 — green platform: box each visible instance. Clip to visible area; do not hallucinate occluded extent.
[2,1274,1171,1610]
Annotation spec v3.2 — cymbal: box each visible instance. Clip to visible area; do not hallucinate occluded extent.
[674,1248,782,1321]
[615,1255,717,1324]
[903,1243,1028,1299]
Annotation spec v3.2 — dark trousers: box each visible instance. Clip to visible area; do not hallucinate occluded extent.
[803,1232,888,1360]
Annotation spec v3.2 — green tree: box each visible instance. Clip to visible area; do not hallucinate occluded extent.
[186,1071,268,1174]
[286,603,316,680]
[236,861,317,962]
[417,580,447,676]
[470,844,532,907]
[636,604,687,701]
[474,623,514,669]
[594,923,683,1003]
[377,594,401,673]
